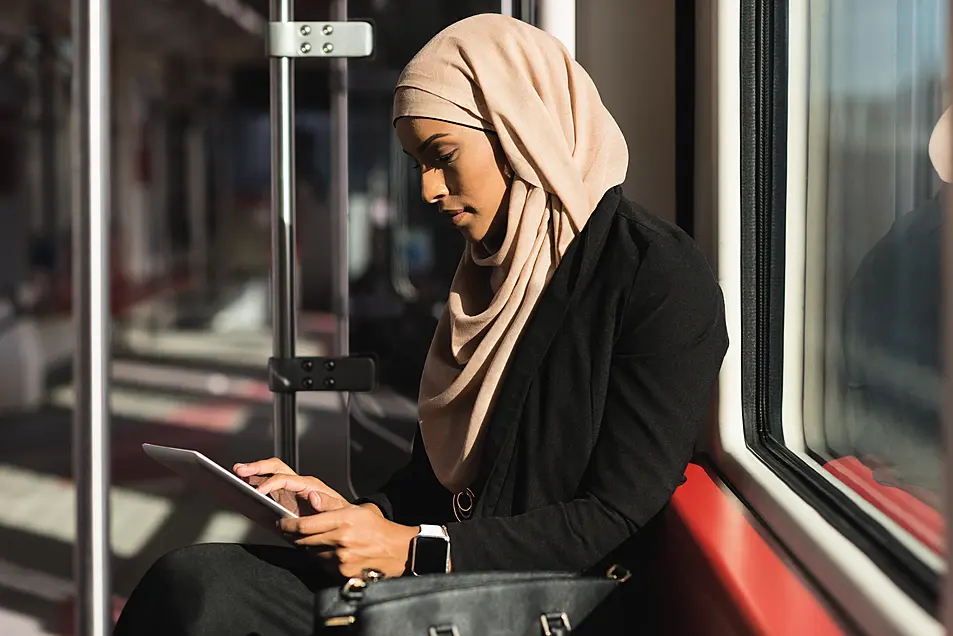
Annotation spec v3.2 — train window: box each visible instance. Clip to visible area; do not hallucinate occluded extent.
[738,0,947,617]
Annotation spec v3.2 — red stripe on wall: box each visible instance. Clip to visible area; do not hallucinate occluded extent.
[667,463,846,635]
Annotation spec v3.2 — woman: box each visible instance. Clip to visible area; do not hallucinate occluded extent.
[114,13,728,635]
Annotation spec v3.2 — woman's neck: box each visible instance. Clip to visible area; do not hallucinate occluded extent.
[479,215,507,254]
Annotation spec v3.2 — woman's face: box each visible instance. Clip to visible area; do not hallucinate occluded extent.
[396,117,511,244]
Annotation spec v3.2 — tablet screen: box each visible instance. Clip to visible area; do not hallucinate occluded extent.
[142,443,298,532]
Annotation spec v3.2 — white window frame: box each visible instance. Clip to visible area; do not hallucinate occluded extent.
[708,1,943,634]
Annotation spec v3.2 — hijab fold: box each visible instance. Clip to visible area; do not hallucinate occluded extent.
[396,14,629,493]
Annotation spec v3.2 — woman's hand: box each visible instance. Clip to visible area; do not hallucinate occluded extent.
[279,505,419,579]
[255,472,351,514]
[233,457,348,516]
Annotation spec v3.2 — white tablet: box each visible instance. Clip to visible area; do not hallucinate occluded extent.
[142,443,298,530]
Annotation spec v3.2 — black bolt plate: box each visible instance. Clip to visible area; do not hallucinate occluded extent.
[267,355,378,394]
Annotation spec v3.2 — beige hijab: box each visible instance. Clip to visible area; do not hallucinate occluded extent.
[395,14,629,493]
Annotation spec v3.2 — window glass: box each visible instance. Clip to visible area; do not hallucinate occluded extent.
[791,0,947,555]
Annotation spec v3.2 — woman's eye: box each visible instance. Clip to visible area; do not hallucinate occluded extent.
[409,151,454,172]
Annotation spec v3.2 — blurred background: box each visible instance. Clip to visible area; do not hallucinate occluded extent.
[0,0,509,632]
[8,0,948,633]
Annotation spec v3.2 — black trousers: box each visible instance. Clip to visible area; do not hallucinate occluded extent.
[113,543,336,636]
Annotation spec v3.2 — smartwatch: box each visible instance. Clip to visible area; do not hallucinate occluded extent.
[409,524,451,575]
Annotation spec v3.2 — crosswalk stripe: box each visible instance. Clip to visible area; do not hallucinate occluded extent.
[0,464,172,559]
[0,608,59,636]
[196,510,253,544]
[0,557,73,602]
[120,327,326,365]
[48,385,250,432]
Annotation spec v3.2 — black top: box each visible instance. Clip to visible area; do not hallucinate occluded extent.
[359,186,729,573]
[842,190,944,494]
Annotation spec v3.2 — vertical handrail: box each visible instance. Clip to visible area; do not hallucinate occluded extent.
[330,0,356,499]
[187,122,209,296]
[270,0,299,471]
[71,0,111,634]
[943,0,953,629]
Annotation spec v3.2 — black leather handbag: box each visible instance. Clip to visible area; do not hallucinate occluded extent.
[312,565,631,635]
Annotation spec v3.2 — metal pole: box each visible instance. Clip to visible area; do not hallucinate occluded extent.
[71,0,111,633]
[329,0,355,499]
[501,0,514,17]
[186,122,209,295]
[40,27,59,237]
[331,3,348,360]
[943,2,953,631]
[270,0,299,470]
[537,0,575,56]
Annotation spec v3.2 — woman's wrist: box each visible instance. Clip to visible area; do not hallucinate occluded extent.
[399,525,420,575]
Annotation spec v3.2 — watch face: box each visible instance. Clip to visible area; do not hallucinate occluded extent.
[412,536,449,574]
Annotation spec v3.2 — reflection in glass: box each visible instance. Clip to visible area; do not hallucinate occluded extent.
[799,0,947,550]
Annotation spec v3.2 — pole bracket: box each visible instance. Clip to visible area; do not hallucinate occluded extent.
[267,21,374,58]
[268,355,378,394]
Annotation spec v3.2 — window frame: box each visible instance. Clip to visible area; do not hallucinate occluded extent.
[708,1,945,633]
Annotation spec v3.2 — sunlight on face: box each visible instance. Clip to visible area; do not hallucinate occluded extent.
[396,117,511,244]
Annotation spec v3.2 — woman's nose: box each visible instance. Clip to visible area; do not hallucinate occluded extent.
[421,170,449,204]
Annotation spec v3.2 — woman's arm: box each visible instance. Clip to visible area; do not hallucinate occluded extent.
[356,426,451,525]
[446,237,729,572]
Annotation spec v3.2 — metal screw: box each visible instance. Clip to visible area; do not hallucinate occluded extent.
[324,378,336,389]
[300,42,312,54]
[322,24,334,35]
[300,24,312,36]
[302,360,313,372]
[322,42,334,54]
[324,360,336,371]
[302,378,315,390]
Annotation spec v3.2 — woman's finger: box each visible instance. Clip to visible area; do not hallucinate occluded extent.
[293,528,345,548]
[241,475,267,487]
[256,474,318,497]
[279,508,349,536]
[233,457,296,478]
[309,491,351,513]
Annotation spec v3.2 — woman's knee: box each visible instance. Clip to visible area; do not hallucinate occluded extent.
[116,543,247,634]
[148,543,229,584]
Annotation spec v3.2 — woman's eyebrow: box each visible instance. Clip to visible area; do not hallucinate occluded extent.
[401,133,452,157]
[418,133,451,153]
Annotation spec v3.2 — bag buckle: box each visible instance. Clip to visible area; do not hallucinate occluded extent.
[428,626,460,636]
[361,568,384,583]
[340,576,367,601]
[540,612,571,635]
[606,563,632,583]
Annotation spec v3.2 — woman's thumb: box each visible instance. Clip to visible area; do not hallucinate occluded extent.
[309,490,321,510]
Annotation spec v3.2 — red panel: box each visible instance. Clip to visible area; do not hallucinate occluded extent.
[669,463,846,636]
[824,456,944,556]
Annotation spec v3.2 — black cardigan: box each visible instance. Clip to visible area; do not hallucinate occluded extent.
[360,186,729,573]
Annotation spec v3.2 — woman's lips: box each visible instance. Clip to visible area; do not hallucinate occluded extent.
[444,209,467,225]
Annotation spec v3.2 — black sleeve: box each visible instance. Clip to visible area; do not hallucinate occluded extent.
[445,236,729,572]
[355,426,451,525]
